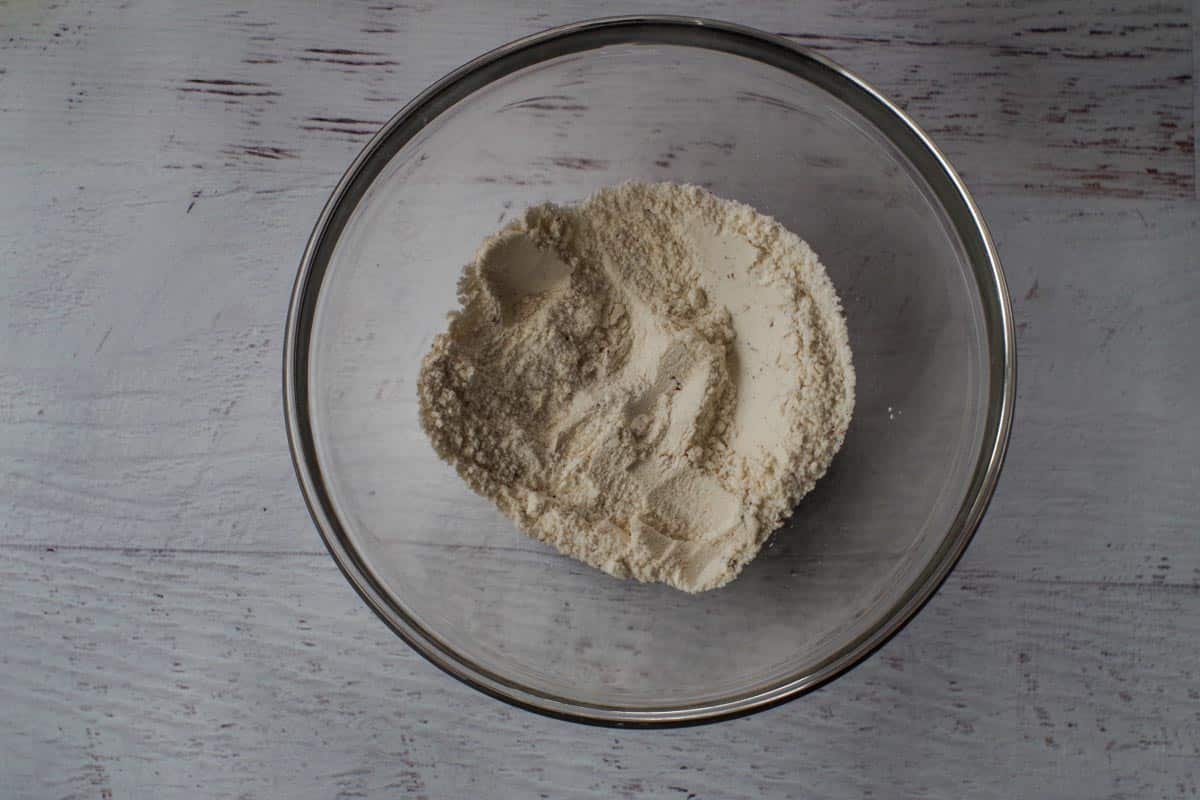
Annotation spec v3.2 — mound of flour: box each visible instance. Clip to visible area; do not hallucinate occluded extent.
[418,182,854,592]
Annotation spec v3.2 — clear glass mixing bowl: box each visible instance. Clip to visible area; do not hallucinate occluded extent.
[284,17,1015,725]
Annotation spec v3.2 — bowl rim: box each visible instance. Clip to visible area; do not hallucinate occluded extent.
[283,14,1017,727]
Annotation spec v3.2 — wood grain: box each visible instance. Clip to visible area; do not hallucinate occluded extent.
[1,1,1198,798]
[2,546,1197,800]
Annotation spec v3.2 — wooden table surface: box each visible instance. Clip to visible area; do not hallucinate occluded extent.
[2,2,1198,798]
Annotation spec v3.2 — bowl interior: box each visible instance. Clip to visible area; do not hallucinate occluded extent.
[304,34,991,713]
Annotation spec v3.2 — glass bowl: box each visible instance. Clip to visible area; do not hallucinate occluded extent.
[284,16,1015,726]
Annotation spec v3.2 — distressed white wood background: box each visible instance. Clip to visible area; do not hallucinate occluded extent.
[2,1,1198,798]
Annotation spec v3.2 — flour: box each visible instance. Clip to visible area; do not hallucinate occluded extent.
[417,182,855,592]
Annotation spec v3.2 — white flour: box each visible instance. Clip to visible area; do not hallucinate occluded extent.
[418,182,854,592]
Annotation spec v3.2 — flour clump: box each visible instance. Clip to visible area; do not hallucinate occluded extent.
[417,182,854,592]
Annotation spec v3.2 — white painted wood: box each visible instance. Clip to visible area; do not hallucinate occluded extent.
[1,1,1197,798]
